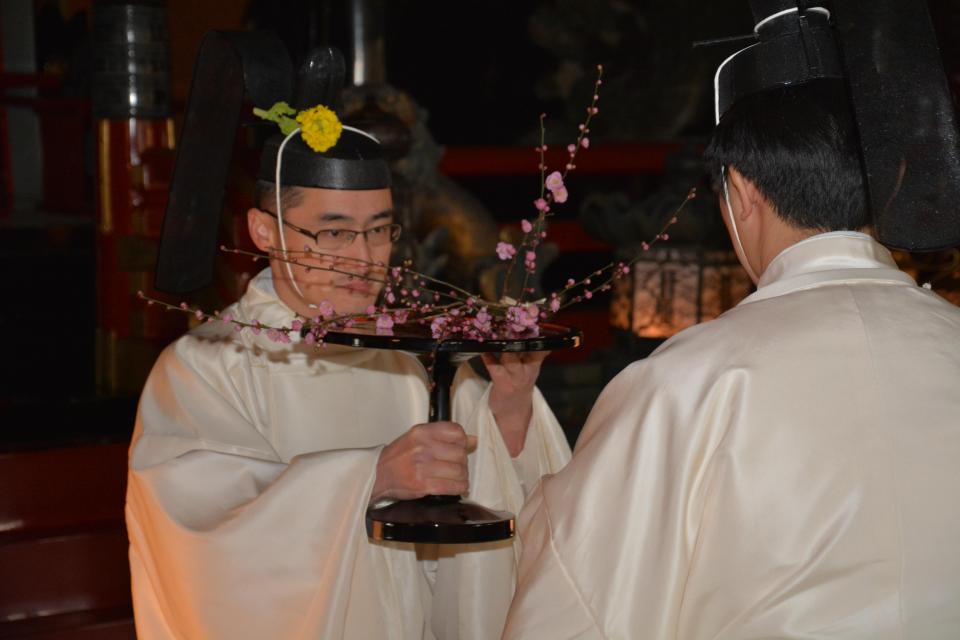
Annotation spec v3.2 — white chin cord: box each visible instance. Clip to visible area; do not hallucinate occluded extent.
[721,166,759,283]
[273,125,383,311]
[275,128,317,309]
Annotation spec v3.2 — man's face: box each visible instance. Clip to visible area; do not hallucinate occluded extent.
[253,186,395,317]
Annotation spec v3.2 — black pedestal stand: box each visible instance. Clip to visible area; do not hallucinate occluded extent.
[322,322,580,544]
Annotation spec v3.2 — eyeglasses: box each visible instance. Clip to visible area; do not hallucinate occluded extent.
[259,209,402,251]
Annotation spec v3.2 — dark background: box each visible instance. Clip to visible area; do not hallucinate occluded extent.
[4,0,960,443]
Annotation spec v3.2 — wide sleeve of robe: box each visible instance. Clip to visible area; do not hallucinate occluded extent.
[128,319,571,640]
[504,234,960,639]
[502,352,733,639]
[126,331,430,640]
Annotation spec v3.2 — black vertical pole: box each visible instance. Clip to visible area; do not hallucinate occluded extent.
[429,351,455,422]
[426,351,457,502]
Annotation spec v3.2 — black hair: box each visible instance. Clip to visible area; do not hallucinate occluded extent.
[254,180,306,213]
[703,79,869,232]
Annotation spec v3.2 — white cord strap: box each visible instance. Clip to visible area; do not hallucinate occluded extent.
[754,6,830,33]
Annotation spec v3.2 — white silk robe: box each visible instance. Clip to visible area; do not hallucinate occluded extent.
[504,232,960,639]
[126,270,571,640]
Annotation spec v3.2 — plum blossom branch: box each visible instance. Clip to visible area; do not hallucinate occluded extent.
[500,64,604,304]
[141,63,697,349]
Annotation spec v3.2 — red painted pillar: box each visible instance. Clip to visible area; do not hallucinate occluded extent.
[93,1,184,395]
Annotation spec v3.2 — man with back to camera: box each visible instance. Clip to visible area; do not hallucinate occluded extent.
[503,2,960,638]
[125,37,571,639]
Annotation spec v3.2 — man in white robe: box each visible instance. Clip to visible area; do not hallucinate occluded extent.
[128,41,570,638]
[503,49,960,640]
[128,270,569,639]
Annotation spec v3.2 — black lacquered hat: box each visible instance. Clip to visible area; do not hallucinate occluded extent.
[257,44,390,191]
[155,33,389,294]
[710,0,960,252]
[258,129,390,191]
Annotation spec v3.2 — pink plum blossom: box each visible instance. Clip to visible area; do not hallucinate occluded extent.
[521,219,533,233]
[534,198,549,212]
[472,309,492,333]
[376,314,395,335]
[496,242,517,260]
[318,300,335,318]
[430,316,448,338]
[545,171,564,192]
[552,186,568,203]
[505,303,541,336]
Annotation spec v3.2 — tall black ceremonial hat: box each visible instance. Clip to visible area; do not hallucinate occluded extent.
[258,130,391,193]
[714,2,843,123]
[155,33,390,294]
[711,0,960,252]
[257,46,391,191]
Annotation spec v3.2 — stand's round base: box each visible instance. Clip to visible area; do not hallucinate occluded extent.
[366,496,515,544]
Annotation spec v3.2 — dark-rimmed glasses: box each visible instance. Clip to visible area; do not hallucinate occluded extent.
[258,209,402,251]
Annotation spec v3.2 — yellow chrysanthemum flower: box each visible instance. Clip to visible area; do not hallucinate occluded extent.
[295,104,343,153]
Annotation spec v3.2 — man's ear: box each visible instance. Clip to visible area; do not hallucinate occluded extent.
[247,208,275,253]
[726,167,764,222]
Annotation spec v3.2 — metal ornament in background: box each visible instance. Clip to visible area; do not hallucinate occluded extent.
[350,0,385,86]
[92,0,171,120]
[610,246,753,339]
[344,0,410,158]
[342,0,501,292]
[577,147,750,341]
